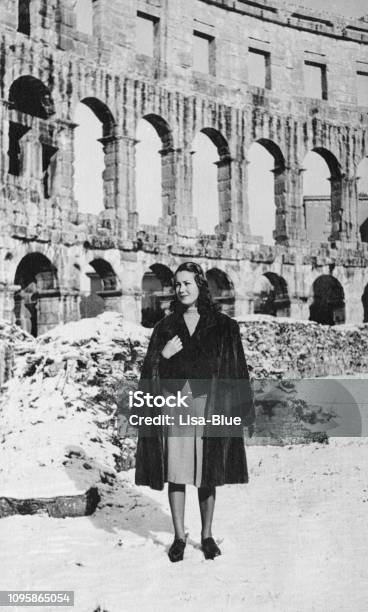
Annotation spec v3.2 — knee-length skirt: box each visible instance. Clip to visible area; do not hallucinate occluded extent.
[162,380,207,487]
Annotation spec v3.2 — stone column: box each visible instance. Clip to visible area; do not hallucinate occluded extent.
[273,164,306,244]
[56,120,77,217]
[98,135,117,211]
[160,147,176,219]
[213,153,254,238]
[330,175,360,243]
[55,0,76,51]
[289,296,310,320]
[120,292,141,325]
[61,291,80,324]
[160,147,197,232]
[0,284,18,324]
[37,291,62,335]
[234,294,253,318]
[113,135,136,236]
[0,112,8,186]
[229,155,251,236]
[215,155,232,233]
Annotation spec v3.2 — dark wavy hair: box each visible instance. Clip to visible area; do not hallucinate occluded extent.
[170,262,220,315]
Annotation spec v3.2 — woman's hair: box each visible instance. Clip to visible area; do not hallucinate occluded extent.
[170,261,220,314]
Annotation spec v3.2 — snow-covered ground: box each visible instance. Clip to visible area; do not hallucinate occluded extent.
[1,438,368,612]
[1,315,368,611]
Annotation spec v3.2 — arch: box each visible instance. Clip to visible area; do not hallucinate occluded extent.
[141,264,174,328]
[206,268,235,316]
[81,97,115,138]
[136,115,173,225]
[312,147,342,180]
[9,76,54,119]
[88,258,118,292]
[192,131,219,233]
[142,114,173,151]
[253,272,290,317]
[256,139,285,173]
[247,139,286,244]
[303,148,342,242]
[192,127,231,234]
[309,275,345,326]
[80,258,121,317]
[200,128,230,161]
[14,253,59,337]
[73,99,115,215]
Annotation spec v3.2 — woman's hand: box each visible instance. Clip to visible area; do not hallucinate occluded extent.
[161,335,183,359]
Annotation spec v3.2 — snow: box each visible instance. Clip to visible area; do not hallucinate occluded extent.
[2,314,368,610]
[39,312,151,346]
[1,439,368,611]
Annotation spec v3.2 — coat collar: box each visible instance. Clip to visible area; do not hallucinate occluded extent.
[166,309,218,335]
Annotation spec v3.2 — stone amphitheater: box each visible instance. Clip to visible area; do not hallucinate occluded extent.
[1,0,368,336]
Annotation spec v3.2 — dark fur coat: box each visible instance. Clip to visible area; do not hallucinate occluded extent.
[135,310,254,490]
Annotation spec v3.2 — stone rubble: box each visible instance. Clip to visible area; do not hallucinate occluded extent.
[0,320,34,386]
[0,312,368,515]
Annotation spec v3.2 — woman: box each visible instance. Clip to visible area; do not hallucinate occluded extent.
[135,262,254,562]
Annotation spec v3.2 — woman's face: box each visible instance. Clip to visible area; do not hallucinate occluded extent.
[175,271,199,308]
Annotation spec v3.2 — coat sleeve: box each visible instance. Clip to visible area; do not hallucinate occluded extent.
[232,321,255,427]
[138,321,166,397]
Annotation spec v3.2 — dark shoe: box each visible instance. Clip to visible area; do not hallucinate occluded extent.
[168,537,186,563]
[201,537,221,560]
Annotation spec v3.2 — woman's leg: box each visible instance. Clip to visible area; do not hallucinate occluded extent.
[168,482,186,539]
[198,486,216,539]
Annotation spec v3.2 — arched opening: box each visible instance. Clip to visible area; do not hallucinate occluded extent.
[192,130,226,233]
[73,98,115,215]
[247,139,286,244]
[141,264,174,328]
[309,275,345,326]
[14,253,59,337]
[9,76,55,119]
[75,0,93,35]
[206,268,235,316]
[136,114,173,226]
[81,258,121,317]
[253,272,290,317]
[8,77,57,190]
[357,157,368,242]
[303,148,342,242]
[88,258,117,292]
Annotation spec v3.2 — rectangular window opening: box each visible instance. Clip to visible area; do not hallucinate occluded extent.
[17,0,31,36]
[75,0,94,36]
[193,30,215,75]
[42,144,58,199]
[304,61,328,100]
[8,122,30,176]
[357,72,368,107]
[248,48,271,89]
[136,11,159,58]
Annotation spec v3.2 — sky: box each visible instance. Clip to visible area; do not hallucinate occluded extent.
[74,0,368,243]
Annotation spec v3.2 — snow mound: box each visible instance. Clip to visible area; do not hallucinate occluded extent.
[1,312,368,503]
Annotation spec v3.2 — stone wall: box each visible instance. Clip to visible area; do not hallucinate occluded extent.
[0,0,368,333]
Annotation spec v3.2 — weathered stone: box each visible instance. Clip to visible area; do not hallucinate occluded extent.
[0,487,100,519]
[80,293,106,319]
[0,1,368,333]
